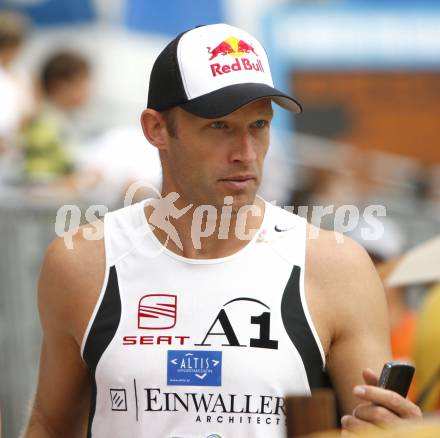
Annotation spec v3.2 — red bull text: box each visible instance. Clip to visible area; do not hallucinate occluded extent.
[210,57,265,77]
[207,38,263,78]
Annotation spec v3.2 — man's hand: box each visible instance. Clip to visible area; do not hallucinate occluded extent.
[341,368,422,432]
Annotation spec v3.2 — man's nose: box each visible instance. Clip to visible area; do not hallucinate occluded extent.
[230,132,258,163]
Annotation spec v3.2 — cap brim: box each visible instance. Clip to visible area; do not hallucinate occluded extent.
[180,83,302,119]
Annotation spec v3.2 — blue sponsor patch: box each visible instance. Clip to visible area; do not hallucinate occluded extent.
[167,350,222,386]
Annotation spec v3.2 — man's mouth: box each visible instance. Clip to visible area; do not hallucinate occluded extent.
[218,175,256,190]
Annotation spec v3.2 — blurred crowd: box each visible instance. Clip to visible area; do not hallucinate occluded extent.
[0,9,161,205]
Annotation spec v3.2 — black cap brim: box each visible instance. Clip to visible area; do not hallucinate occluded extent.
[180,83,302,119]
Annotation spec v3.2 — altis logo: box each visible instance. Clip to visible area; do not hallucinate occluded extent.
[207,36,264,77]
[167,350,222,387]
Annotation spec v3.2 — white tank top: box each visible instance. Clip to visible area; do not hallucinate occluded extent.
[81,199,326,438]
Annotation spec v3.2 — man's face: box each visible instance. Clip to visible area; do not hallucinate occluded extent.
[161,98,273,211]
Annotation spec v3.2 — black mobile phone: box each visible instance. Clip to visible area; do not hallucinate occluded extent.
[378,361,415,398]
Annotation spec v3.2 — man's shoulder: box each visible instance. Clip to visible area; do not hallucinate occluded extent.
[38,221,106,341]
[262,204,374,275]
[307,223,370,264]
[40,221,105,303]
[305,223,377,289]
[304,223,387,351]
[47,220,105,270]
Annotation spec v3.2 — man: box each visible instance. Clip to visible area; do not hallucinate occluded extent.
[24,23,421,437]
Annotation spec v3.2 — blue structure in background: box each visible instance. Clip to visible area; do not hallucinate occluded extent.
[124,0,224,36]
[262,1,440,134]
[0,0,95,26]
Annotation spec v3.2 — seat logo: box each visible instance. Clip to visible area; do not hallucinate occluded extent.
[138,294,177,330]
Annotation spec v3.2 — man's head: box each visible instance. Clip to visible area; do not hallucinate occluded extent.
[143,99,273,211]
[41,51,90,110]
[0,10,28,66]
[142,23,301,211]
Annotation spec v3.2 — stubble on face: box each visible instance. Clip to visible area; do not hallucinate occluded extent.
[160,100,272,214]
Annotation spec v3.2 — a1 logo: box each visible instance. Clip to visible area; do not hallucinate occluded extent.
[196,297,279,350]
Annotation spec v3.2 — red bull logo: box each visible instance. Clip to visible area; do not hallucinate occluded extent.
[207,36,257,60]
[207,36,263,78]
[207,40,234,60]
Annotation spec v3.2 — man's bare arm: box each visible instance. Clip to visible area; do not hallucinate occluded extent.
[22,227,104,437]
[306,228,421,427]
[323,234,391,413]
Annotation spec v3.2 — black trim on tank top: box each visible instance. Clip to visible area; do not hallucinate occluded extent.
[83,265,122,438]
[281,265,325,389]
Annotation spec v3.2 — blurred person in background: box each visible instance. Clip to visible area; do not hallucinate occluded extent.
[377,260,417,365]
[415,282,440,413]
[22,50,162,203]
[0,9,35,154]
[386,235,440,412]
[23,50,101,192]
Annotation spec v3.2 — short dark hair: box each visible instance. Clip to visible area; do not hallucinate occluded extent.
[41,51,90,95]
[0,10,28,50]
[161,107,178,138]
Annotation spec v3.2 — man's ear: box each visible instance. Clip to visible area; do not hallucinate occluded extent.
[140,109,169,150]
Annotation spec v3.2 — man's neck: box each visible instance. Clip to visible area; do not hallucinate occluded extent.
[144,196,266,259]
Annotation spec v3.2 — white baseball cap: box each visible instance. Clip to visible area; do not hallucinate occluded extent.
[147,23,302,118]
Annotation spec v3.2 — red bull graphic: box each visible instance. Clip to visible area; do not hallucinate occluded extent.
[237,39,257,56]
[207,36,258,60]
[207,41,234,60]
[207,36,263,78]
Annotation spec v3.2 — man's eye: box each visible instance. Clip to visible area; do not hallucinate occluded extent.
[210,121,227,129]
[252,120,268,129]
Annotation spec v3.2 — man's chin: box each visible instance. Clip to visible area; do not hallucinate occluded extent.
[226,192,259,213]
[192,187,259,212]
